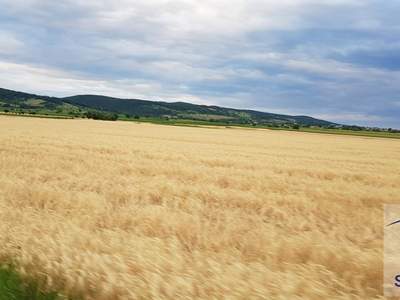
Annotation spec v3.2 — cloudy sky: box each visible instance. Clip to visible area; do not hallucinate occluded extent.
[0,0,399,127]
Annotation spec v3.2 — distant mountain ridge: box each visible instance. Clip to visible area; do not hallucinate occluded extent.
[0,87,336,126]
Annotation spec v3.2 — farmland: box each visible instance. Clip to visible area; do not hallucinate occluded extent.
[0,116,399,299]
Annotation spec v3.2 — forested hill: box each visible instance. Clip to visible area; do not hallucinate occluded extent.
[0,87,336,126]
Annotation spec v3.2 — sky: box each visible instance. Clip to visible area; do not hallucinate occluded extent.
[0,0,399,128]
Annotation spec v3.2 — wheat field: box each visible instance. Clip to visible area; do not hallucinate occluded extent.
[1,116,399,299]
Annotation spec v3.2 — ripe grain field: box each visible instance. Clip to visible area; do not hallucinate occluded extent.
[1,116,399,299]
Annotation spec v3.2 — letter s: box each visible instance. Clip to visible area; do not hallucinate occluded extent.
[395,275,400,287]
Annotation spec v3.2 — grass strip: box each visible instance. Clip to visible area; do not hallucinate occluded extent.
[0,267,62,300]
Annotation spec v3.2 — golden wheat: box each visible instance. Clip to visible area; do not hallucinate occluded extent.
[0,116,399,299]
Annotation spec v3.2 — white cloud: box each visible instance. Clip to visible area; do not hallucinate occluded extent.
[0,61,158,98]
[0,0,369,37]
[0,30,23,55]
[314,113,383,123]
[0,60,213,103]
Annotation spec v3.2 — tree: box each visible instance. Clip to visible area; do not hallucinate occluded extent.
[85,110,118,121]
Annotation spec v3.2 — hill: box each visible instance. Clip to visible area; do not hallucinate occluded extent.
[0,87,336,126]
